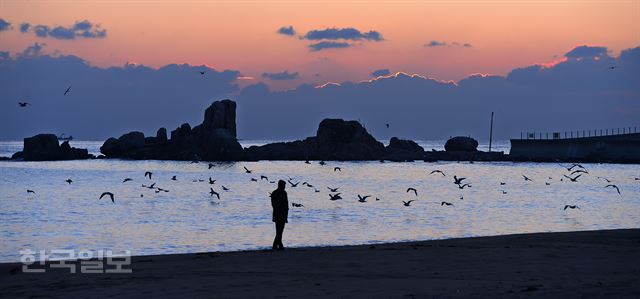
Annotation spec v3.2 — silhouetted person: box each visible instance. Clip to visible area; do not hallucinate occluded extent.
[270,180,289,250]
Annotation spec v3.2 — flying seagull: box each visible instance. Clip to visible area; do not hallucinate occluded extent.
[458,183,472,189]
[430,170,445,176]
[441,201,454,206]
[357,194,370,202]
[200,70,206,75]
[327,187,340,192]
[100,192,115,203]
[18,102,30,107]
[597,176,611,183]
[221,185,229,191]
[209,177,216,184]
[65,179,73,184]
[385,123,390,128]
[522,175,533,182]
[261,175,269,181]
[209,188,220,199]
[402,200,415,207]
[250,178,258,182]
[329,193,342,201]
[571,169,589,175]
[122,178,132,183]
[453,175,466,185]
[244,166,252,174]
[334,167,341,172]
[567,164,585,172]
[171,175,177,181]
[605,184,621,195]
[64,85,72,96]
[563,174,582,182]
[27,189,36,195]
[144,171,153,180]
[291,203,304,208]
[406,187,418,196]
[564,205,580,210]
[304,160,311,164]
[288,180,299,187]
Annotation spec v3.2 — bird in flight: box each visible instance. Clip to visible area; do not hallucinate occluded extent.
[329,193,342,201]
[563,174,582,182]
[291,203,304,208]
[260,175,269,181]
[406,188,418,196]
[221,185,229,191]
[522,175,533,182]
[65,179,73,184]
[250,178,258,182]
[142,183,156,189]
[567,164,585,172]
[171,175,177,181]
[100,192,115,203]
[609,66,617,70]
[244,166,252,174]
[288,180,299,187]
[319,161,326,166]
[453,175,466,185]
[357,194,370,202]
[304,160,311,164]
[209,188,220,199]
[123,178,132,183]
[18,102,30,107]
[605,184,621,195]
[209,177,216,184]
[200,70,206,75]
[327,187,340,192]
[597,176,611,183]
[27,189,36,195]
[441,201,454,207]
[145,171,153,180]
[564,205,580,210]
[402,200,415,207]
[314,189,320,193]
[64,85,72,96]
[334,167,341,172]
[458,183,471,189]
[430,170,445,176]
[571,169,589,175]
[385,123,390,128]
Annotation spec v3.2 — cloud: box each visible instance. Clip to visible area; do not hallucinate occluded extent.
[303,27,383,41]
[426,40,472,48]
[277,26,295,36]
[0,18,11,31]
[309,41,351,52]
[262,70,300,80]
[564,45,607,59]
[236,45,640,141]
[370,69,391,77]
[25,20,106,40]
[0,46,240,139]
[20,42,46,57]
[20,22,30,33]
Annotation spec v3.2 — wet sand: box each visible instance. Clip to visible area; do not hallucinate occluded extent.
[1,229,639,298]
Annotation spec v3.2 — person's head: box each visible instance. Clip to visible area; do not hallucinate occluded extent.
[277,180,286,190]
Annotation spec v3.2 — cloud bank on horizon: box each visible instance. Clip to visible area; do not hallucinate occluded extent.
[0,44,638,143]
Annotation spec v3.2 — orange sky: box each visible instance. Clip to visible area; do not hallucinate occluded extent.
[1,0,638,90]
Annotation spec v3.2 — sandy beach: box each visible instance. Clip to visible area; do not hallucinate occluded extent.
[1,229,639,298]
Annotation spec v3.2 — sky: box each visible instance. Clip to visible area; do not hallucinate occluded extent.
[1,0,639,141]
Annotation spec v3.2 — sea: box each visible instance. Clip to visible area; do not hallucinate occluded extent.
[0,140,638,262]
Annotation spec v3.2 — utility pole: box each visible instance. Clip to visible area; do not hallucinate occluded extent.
[489,112,494,152]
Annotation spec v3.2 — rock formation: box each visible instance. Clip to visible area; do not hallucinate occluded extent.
[384,137,426,161]
[100,99,243,161]
[12,134,93,161]
[444,136,479,151]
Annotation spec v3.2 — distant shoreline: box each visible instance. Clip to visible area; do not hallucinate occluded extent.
[1,228,638,298]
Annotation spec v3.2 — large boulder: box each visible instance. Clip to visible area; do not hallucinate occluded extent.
[100,131,145,157]
[203,99,236,138]
[385,137,425,161]
[20,134,92,161]
[444,136,478,152]
[314,119,385,160]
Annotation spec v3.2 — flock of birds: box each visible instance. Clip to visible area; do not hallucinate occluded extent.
[23,161,633,215]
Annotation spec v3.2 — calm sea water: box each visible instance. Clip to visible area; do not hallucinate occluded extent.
[0,141,638,262]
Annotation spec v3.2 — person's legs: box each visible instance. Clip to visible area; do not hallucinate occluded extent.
[274,222,285,250]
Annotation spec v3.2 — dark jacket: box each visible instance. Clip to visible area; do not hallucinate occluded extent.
[270,188,289,223]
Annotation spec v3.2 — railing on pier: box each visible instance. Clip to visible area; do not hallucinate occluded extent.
[519,126,638,140]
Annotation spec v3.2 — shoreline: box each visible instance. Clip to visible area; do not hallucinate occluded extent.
[2,228,639,298]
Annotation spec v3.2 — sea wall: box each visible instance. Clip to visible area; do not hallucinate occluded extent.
[510,133,640,163]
